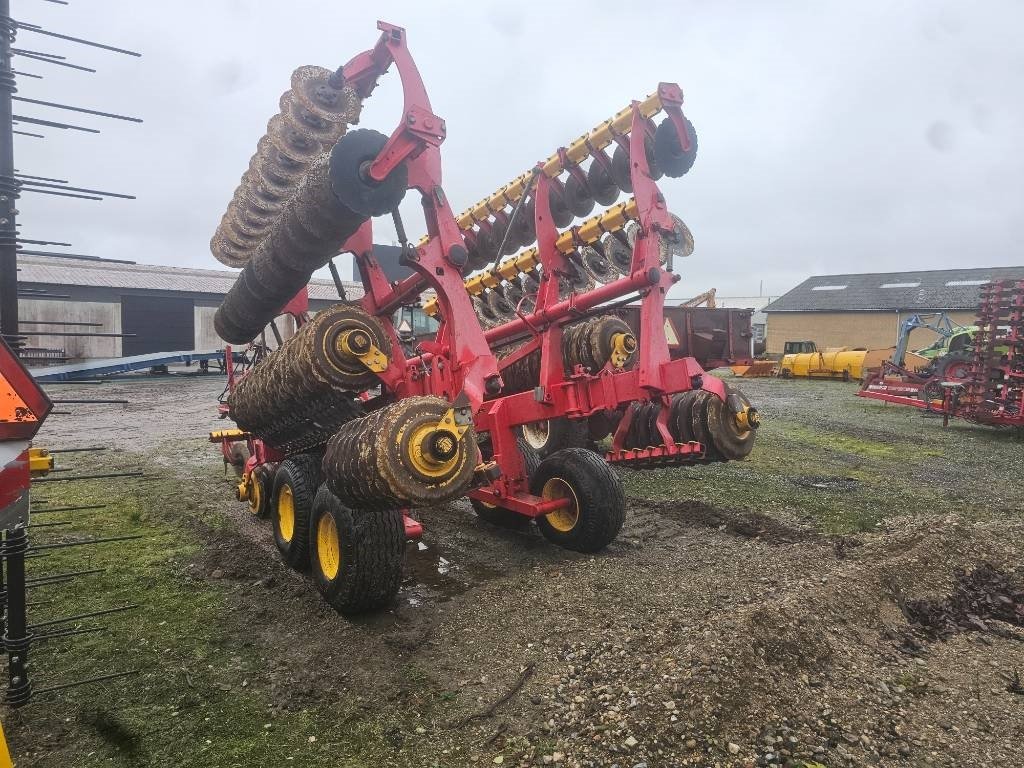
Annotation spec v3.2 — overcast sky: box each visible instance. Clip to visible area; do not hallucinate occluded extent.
[14,0,1024,300]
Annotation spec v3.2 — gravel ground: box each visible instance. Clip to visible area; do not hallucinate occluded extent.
[10,370,1024,767]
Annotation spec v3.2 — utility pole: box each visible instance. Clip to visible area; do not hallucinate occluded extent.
[0,0,18,339]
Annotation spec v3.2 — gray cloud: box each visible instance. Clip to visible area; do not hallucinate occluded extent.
[13,0,1024,301]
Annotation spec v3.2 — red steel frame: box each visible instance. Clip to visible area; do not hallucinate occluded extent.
[217,21,727,522]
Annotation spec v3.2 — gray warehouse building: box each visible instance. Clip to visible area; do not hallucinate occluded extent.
[17,255,363,361]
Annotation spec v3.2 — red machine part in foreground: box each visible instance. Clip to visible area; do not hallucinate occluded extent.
[857,280,1024,429]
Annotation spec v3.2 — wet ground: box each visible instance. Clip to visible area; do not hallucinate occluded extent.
[5,370,1024,767]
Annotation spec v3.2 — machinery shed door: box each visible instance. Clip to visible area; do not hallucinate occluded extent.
[121,295,195,356]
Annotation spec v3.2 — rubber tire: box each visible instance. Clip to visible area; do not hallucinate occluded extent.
[471,438,540,528]
[250,463,275,519]
[531,448,625,553]
[934,351,972,381]
[272,455,321,570]
[654,116,698,177]
[519,417,590,458]
[309,484,406,615]
[328,128,409,217]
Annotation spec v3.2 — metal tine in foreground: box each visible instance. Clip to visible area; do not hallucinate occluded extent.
[33,670,140,697]
[28,603,138,631]
[30,504,107,515]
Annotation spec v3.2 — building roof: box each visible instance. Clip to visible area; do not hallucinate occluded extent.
[763,266,1024,312]
[16,255,364,301]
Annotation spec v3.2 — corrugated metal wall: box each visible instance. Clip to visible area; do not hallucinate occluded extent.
[19,298,122,359]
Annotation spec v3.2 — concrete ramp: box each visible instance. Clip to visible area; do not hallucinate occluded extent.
[29,350,230,382]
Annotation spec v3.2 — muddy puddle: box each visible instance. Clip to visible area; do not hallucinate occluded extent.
[401,538,502,606]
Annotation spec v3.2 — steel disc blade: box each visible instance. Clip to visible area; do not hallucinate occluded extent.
[474,222,498,266]
[611,144,632,193]
[564,174,595,218]
[548,180,574,228]
[486,289,516,319]
[644,131,663,181]
[474,296,497,324]
[603,234,632,276]
[509,198,536,247]
[703,388,755,460]
[624,221,639,247]
[565,255,595,293]
[494,211,520,256]
[654,116,698,178]
[658,214,695,263]
[501,279,524,308]
[520,270,540,295]
[587,159,619,206]
[580,245,615,284]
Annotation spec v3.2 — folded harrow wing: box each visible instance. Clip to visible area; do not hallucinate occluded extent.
[857,280,1024,430]
[209,21,762,614]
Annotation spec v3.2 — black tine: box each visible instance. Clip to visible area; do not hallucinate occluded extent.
[17,25,142,57]
[28,533,145,552]
[11,50,96,73]
[33,625,107,643]
[33,670,140,696]
[33,471,143,483]
[25,567,105,586]
[28,603,138,630]
[12,95,142,123]
[10,114,99,133]
[30,504,107,514]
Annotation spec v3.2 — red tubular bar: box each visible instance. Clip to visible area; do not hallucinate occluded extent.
[338,23,501,408]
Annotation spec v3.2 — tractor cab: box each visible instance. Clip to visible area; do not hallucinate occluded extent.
[783,340,817,355]
[914,326,977,360]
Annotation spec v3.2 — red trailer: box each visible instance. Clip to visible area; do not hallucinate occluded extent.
[608,305,754,371]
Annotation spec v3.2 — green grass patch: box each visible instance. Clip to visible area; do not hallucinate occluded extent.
[5,448,456,768]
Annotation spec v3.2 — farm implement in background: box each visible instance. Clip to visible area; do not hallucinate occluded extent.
[209,21,761,615]
[858,313,975,402]
[857,281,1024,430]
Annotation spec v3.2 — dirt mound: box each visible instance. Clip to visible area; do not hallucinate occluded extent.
[903,563,1024,641]
[524,516,1024,767]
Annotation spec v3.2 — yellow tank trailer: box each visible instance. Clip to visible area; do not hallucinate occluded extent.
[777,346,900,381]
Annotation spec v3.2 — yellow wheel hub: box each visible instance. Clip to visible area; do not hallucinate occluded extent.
[542,477,580,533]
[278,485,295,543]
[248,475,261,515]
[317,513,341,580]
[609,331,638,368]
[406,423,460,479]
[733,406,761,432]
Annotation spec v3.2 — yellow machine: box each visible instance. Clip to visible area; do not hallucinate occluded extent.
[778,347,868,380]
[777,346,906,381]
